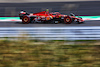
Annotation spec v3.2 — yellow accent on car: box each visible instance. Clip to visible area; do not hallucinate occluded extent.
[59,15,61,17]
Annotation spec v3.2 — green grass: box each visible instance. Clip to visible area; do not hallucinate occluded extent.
[0,40,100,67]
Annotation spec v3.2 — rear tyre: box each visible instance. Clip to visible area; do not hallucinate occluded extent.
[64,16,72,24]
[22,16,31,24]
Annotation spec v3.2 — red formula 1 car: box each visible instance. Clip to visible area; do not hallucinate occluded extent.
[19,10,84,24]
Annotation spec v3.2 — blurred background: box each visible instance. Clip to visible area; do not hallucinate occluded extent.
[0,0,100,16]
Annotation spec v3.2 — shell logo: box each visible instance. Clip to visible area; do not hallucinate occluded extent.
[46,17,51,20]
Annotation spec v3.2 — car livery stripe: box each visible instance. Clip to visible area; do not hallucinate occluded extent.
[0,16,100,21]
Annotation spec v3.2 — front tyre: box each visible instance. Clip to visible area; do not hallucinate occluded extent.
[22,16,31,24]
[64,16,72,24]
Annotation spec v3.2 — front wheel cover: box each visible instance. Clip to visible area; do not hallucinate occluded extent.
[22,16,30,24]
[64,16,72,24]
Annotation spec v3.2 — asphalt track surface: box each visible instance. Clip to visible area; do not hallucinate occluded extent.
[0,20,100,27]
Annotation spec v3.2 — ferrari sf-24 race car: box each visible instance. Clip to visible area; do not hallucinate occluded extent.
[19,10,84,24]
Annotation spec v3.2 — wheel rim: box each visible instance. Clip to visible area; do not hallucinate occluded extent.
[66,18,70,22]
[24,17,28,22]
[22,16,30,24]
[64,17,72,24]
